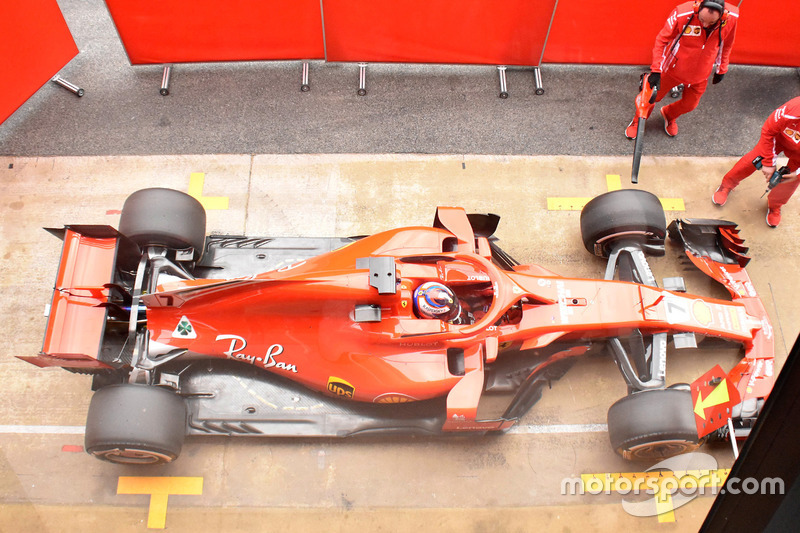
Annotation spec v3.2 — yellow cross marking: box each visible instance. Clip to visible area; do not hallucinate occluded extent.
[118,476,204,529]
[547,174,685,211]
[188,172,229,210]
[581,469,729,523]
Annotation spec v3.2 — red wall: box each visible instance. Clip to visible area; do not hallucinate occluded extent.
[104,0,324,64]
[321,0,557,65]
[0,0,78,124]
[542,0,680,65]
[101,0,797,68]
[729,0,800,66]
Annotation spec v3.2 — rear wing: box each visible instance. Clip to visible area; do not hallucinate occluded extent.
[18,226,120,370]
[668,219,774,403]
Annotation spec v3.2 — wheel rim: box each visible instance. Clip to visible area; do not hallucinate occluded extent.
[93,447,173,465]
[622,439,700,461]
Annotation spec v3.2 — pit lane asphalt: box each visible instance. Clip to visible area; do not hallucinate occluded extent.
[0,1,798,157]
[2,153,800,532]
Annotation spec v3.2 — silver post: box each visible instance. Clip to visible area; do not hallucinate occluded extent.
[301,62,310,92]
[357,63,367,96]
[534,66,545,95]
[160,65,172,96]
[51,75,84,97]
[497,66,508,99]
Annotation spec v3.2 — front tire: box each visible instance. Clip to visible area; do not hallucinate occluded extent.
[580,189,666,258]
[85,384,187,465]
[607,388,700,461]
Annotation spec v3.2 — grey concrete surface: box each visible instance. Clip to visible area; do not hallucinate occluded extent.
[0,0,798,157]
[7,153,789,532]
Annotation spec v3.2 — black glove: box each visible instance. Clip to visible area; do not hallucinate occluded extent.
[647,72,661,92]
[646,72,661,103]
[713,73,725,84]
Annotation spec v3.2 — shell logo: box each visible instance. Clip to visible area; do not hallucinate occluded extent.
[692,300,713,326]
[374,393,416,404]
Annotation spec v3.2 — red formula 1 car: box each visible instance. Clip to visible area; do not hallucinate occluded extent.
[21,188,774,464]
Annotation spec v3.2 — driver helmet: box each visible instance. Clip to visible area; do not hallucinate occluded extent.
[413,282,461,321]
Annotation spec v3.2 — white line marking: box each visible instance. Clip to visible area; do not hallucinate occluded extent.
[0,425,85,435]
[508,423,608,434]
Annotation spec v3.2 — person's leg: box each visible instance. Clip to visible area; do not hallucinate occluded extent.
[625,73,678,139]
[721,147,762,189]
[712,147,760,206]
[661,79,708,121]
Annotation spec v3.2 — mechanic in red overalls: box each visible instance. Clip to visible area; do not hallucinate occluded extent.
[625,0,739,139]
[712,97,800,228]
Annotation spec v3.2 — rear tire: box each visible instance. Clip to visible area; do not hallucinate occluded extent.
[607,388,700,461]
[85,384,186,465]
[119,188,206,261]
[580,189,666,258]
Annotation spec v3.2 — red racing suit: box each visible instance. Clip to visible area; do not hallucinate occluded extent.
[650,2,739,121]
[722,97,800,209]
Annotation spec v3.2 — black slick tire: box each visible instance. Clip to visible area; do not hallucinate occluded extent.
[607,388,701,461]
[85,384,187,465]
[580,189,666,258]
[119,188,206,261]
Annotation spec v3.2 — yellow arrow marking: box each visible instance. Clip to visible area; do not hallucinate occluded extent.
[188,172,229,210]
[547,174,685,211]
[118,476,203,529]
[694,379,731,420]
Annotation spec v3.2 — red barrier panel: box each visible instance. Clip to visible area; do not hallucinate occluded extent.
[0,1,78,125]
[730,0,799,66]
[542,0,679,65]
[322,0,557,65]
[543,0,798,68]
[104,0,324,65]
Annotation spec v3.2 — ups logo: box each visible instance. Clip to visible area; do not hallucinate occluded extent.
[327,377,355,398]
[784,128,800,144]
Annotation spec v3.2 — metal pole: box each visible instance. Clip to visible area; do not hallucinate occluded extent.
[301,62,310,92]
[358,63,367,96]
[497,66,508,99]
[51,75,84,97]
[160,66,172,96]
[534,0,558,96]
[533,67,545,95]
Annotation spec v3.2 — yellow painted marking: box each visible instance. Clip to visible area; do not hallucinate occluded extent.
[118,476,203,529]
[655,484,675,523]
[547,197,591,210]
[660,198,685,211]
[694,379,731,419]
[188,172,229,210]
[547,174,685,211]
[581,469,729,523]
